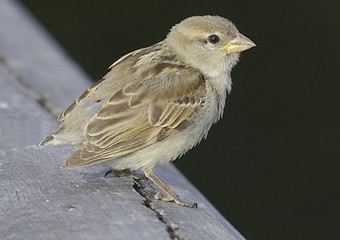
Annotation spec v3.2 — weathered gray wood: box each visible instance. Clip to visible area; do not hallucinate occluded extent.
[0,1,245,239]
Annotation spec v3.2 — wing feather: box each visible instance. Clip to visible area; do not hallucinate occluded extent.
[64,49,206,168]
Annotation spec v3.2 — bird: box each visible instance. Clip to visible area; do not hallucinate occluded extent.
[40,15,255,207]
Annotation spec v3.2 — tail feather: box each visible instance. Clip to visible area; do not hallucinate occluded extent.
[39,135,54,147]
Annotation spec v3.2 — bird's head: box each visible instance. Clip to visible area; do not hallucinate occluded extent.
[166,15,255,78]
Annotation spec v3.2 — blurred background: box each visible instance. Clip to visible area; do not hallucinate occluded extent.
[19,0,339,239]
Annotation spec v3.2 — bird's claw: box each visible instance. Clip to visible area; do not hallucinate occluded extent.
[154,192,198,208]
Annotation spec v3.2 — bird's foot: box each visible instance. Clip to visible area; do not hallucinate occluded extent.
[154,192,198,208]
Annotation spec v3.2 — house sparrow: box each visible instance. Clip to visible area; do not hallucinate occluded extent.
[40,15,255,207]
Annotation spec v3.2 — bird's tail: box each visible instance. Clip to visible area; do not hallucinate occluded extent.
[39,135,54,147]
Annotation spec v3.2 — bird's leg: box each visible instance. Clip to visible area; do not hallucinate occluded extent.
[105,169,147,181]
[143,168,197,208]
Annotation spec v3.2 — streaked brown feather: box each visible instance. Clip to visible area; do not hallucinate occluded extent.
[63,44,207,168]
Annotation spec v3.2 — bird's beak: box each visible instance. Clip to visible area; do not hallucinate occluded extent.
[220,34,256,53]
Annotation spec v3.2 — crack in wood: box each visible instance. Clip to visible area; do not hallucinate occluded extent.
[0,54,60,117]
[133,179,182,240]
[11,186,21,205]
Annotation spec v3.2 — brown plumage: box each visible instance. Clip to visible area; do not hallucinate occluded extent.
[40,15,255,207]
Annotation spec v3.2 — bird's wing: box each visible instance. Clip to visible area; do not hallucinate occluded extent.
[64,61,206,168]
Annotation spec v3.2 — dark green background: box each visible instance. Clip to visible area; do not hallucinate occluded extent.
[19,0,340,239]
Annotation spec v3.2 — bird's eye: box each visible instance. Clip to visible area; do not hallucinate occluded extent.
[207,34,220,44]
